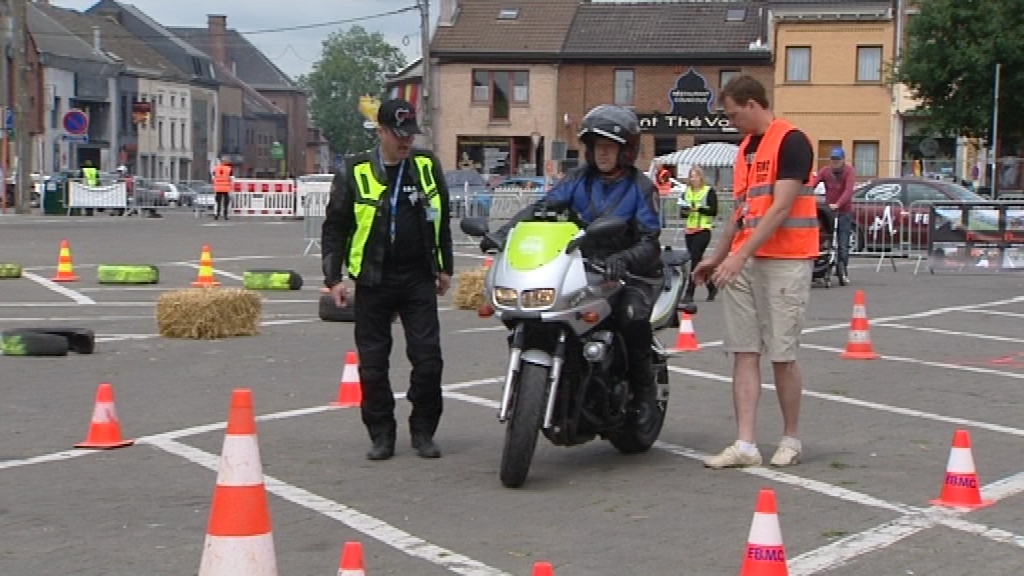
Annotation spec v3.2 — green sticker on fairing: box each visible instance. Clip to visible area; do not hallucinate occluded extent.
[505,221,580,271]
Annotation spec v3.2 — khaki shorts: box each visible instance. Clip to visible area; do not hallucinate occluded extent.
[723,257,812,362]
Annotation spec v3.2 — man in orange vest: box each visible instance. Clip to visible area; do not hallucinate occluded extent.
[692,75,818,470]
[212,158,232,220]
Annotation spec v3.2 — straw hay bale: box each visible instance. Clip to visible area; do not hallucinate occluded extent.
[156,288,262,339]
[454,269,487,310]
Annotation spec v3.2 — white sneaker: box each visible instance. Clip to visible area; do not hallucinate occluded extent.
[704,441,762,469]
[770,438,802,467]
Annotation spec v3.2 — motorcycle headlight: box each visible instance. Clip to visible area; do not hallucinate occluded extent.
[521,288,555,309]
[493,287,517,306]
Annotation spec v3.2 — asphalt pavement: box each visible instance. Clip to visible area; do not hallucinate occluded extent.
[1,210,1023,575]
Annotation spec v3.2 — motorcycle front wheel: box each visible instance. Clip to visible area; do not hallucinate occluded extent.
[499,362,549,488]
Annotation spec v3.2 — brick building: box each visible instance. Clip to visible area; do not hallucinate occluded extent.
[556,2,773,173]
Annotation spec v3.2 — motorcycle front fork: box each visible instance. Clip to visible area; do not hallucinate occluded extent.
[497,326,566,430]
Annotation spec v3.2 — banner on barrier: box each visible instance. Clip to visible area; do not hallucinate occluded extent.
[231,178,296,194]
[228,178,296,217]
[927,202,1024,272]
[68,182,128,211]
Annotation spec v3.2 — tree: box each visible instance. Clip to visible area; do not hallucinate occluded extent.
[298,25,407,156]
[898,0,1024,147]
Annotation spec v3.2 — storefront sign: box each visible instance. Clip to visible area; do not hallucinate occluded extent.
[638,68,736,135]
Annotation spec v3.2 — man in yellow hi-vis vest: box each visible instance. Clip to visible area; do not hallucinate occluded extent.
[321,98,454,461]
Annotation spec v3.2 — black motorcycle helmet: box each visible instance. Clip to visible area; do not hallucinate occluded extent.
[577,104,641,172]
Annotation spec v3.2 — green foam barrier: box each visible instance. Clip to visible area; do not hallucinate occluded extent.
[243,270,304,291]
[97,264,160,284]
[0,263,22,279]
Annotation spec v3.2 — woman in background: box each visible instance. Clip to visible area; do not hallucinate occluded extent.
[678,165,718,302]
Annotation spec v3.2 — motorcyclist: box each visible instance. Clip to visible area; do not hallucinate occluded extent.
[482,104,663,425]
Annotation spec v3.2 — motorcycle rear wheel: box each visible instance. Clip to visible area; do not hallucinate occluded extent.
[500,363,549,488]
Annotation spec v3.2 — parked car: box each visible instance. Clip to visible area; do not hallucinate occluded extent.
[444,169,490,218]
[849,177,986,252]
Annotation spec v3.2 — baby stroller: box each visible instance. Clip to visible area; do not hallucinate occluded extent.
[812,203,838,288]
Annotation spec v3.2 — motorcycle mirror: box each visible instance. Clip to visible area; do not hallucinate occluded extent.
[586,216,628,239]
[460,217,489,237]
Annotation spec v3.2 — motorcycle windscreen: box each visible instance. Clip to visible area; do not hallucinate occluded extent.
[505,221,581,271]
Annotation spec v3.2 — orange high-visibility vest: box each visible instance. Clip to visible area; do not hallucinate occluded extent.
[730,119,818,259]
[213,164,232,194]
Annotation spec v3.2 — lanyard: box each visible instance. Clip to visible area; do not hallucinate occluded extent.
[379,150,406,244]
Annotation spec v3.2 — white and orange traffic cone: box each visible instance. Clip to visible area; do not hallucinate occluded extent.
[198,389,278,575]
[192,244,221,287]
[669,311,699,352]
[336,541,366,575]
[840,290,879,360]
[51,239,80,282]
[75,383,135,449]
[331,351,362,407]
[930,429,993,509]
[739,488,789,576]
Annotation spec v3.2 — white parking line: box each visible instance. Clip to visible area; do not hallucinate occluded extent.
[962,309,1024,320]
[667,365,1024,438]
[802,343,1024,382]
[22,272,96,304]
[177,262,244,281]
[877,323,1024,344]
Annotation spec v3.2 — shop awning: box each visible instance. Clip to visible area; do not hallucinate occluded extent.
[652,142,739,169]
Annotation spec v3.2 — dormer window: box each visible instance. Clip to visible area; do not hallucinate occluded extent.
[498,8,519,20]
[726,8,746,21]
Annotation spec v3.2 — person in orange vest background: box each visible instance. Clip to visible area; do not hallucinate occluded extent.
[692,75,818,470]
[212,157,232,220]
[655,163,673,226]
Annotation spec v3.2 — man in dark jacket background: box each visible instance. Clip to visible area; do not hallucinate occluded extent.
[321,98,454,461]
[815,147,856,283]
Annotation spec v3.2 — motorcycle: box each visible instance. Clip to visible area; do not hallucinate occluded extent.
[461,207,695,488]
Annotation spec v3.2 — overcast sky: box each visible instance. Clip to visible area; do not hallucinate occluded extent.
[52,0,425,82]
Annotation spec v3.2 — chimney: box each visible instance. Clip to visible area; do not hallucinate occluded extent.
[208,14,227,66]
[92,26,101,51]
[438,0,457,26]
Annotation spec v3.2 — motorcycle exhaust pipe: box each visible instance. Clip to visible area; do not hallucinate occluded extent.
[543,331,567,429]
[498,326,525,422]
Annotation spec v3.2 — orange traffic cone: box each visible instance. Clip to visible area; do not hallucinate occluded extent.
[739,488,789,576]
[930,429,993,509]
[331,351,362,407]
[191,244,221,287]
[532,561,554,576]
[199,389,278,575]
[75,383,135,449]
[669,311,699,352]
[482,256,493,270]
[337,541,366,575]
[840,290,879,360]
[51,239,80,282]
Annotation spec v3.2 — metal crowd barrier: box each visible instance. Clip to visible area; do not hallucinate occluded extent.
[914,200,1024,275]
[67,181,128,214]
[302,191,330,255]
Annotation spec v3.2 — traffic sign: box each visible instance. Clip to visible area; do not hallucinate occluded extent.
[3,107,12,131]
[62,109,89,136]
[61,134,89,144]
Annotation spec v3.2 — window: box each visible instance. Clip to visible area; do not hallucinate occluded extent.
[181,123,186,148]
[614,69,634,106]
[785,47,810,82]
[158,121,164,149]
[471,70,529,120]
[171,95,176,107]
[726,8,746,21]
[719,69,741,90]
[857,46,883,82]
[853,141,879,178]
[497,8,519,19]
[817,140,842,169]
[654,137,677,158]
[170,121,176,149]
[906,183,948,203]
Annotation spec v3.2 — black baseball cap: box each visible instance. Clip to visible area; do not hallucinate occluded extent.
[377,98,422,137]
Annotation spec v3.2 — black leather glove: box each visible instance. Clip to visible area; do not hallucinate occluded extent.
[480,234,501,254]
[603,253,629,280]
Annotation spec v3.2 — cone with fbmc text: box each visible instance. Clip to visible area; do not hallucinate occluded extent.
[532,561,554,575]
[840,290,879,360]
[930,429,993,509]
[199,389,278,575]
[670,311,699,352]
[337,541,366,575]
[739,488,789,576]
[331,351,362,407]
[51,239,80,282]
[75,383,135,449]
[191,244,221,287]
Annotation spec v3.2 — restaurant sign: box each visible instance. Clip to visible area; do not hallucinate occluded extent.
[637,67,737,135]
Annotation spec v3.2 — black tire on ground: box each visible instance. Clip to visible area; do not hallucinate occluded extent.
[1,330,70,356]
[319,294,356,322]
[19,327,96,354]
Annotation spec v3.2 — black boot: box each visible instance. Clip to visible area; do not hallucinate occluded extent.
[366,424,396,461]
[411,432,441,458]
[629,350,658,428]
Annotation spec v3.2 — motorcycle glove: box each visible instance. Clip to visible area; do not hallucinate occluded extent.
[603,253,629,280]
[479,234,501,254]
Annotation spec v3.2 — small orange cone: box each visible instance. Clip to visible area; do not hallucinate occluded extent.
[331,351,362,407]
[191,244,221,287]
[482,256,493,270]
[930,429,993,509]
[532,561,554,575]
[669,311,699,352]
[199,389,278,575]
[840,290,879,360]
[75,383,135,449]
[739,488,789,576]
[337,541,366,575]
[51,239,80,282]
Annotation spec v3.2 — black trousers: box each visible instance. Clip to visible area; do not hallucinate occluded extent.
[354,269,444,438]
[215,193,230,218]
[613,281,655,389]
[684,229,712,296]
